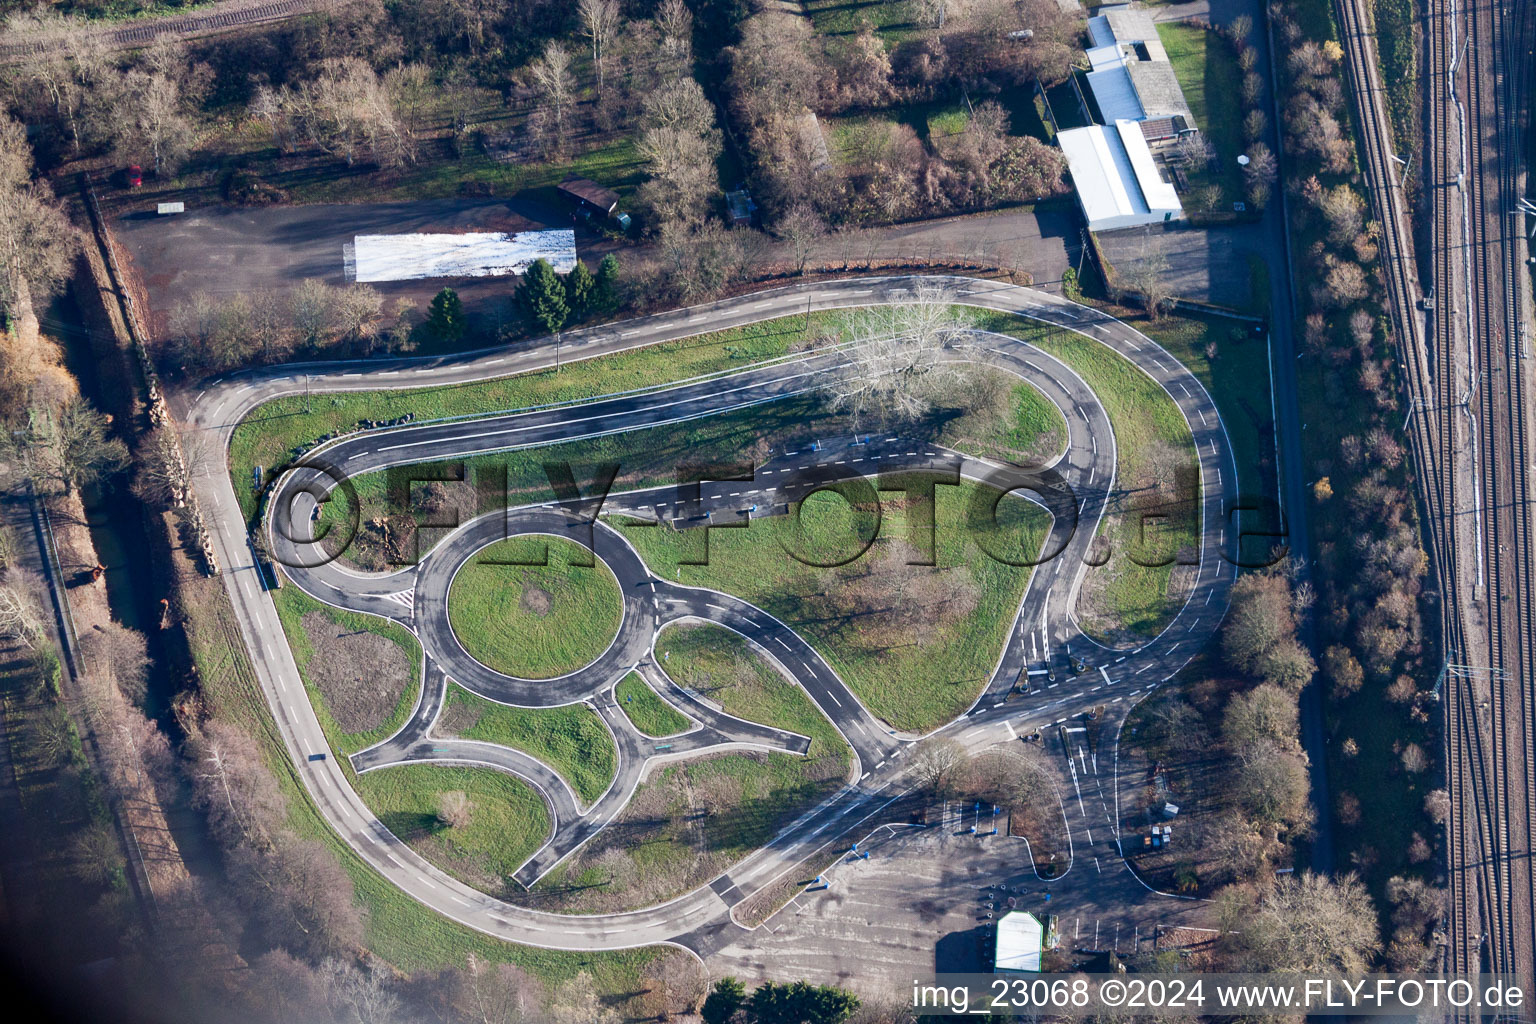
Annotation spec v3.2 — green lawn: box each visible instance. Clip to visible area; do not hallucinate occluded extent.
[804,0,920,43]
[975,312,1199,642]
[440,683,617,806]
[624,476,1049,732]
[353,764,550,894]
[656,622,849,769]
[614,672,690,738]
[229,312,842,522]
[1137,313,1276,503]
[271,585,422,755]
[1157,22,1246,204]
[525,626,847,914]
[446,535,623,681]
[439,681,617,810]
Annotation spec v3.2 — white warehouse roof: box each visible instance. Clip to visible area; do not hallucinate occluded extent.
[1058,121,1183,232]
[995,911,1043,973]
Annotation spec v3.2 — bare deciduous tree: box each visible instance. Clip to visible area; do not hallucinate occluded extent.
[578,0,620,86]
[1217,871,1379,972]
[0,583,44,650]
[822,283,972,427]
[908,737,966,799]
[437,789,472,830]
[529,42,576,154]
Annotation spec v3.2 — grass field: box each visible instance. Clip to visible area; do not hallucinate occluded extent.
[1136,313,1276,502]
[656,622,849,768]
[447,535,623,681]
[1157,23,1246,205]
[614,672,690,738]
[804,0,921,44]
[353,764,550,895]
[975,311,1199,642]
[439,683,617,806]
[523,627,848,914]
[624,476,1049,732]
[271,585,422,754]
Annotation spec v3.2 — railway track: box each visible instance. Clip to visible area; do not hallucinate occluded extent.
[1432,0,1536,991]
[0,0,326,63]
[1340,0,1534,988]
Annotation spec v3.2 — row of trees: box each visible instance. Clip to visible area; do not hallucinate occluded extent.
[165,279,417,373]
[1268,1,1442,969]
[513,253,620,337]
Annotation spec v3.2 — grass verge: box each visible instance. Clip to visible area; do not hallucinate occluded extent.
[656,622,849,768]
[446,535,623,681]
[228,313,842,521]
[271,585,421,754]
[439,683,616,806]
[614,672,690,738]
[353,764,550,896]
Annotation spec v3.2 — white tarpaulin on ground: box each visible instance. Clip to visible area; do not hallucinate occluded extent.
[350,229,576,282]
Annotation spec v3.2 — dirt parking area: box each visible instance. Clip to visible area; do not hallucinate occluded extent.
[110,196,618,339]
[1097,222,1266,311]
[709,824,1052,997]
[300,610,412,734]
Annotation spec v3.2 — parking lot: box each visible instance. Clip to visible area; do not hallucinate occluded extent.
[110,196,617,338]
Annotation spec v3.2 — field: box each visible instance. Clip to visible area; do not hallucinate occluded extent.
[438,683,617,806]
[1157,23,1246,206]
[353,763,550,896]
[614,672,690,738]
[975,312,1200,642]
[520,626,847,914]
[656,622,849,768]
[446,535,623,681]
[623,477,1049,732]
[271,585,422,754]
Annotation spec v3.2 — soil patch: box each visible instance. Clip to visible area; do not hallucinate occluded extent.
[300,610,412,734]
[519,586,553,618]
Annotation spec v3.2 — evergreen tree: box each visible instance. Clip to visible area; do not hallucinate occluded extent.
[595,252,621,306]
[748,980,859,1024]
[564,260,595,318]
[426,287,464,342]
[701,977,746,1024]
[518,258,569,335]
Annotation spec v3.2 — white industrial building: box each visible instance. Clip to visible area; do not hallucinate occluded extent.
[1084,3,1196,139]
[994,910,1044,973]
[1057,120,1184,231]
[1052,3,1195,231]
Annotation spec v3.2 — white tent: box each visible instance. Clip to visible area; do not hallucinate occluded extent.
[995,910,1044,973]
[350,229,577,283]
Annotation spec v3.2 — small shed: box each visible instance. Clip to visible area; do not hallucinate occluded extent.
[725,189,757,227]
[994,910,1044,973]
[557,176,620,217]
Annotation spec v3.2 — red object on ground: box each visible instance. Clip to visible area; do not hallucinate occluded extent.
[127,165,143,187]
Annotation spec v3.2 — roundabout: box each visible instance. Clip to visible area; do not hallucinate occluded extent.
[191,276,1241,955]
[445,534,624,682]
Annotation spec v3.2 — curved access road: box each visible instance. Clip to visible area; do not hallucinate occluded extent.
[183,276,1239,953]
